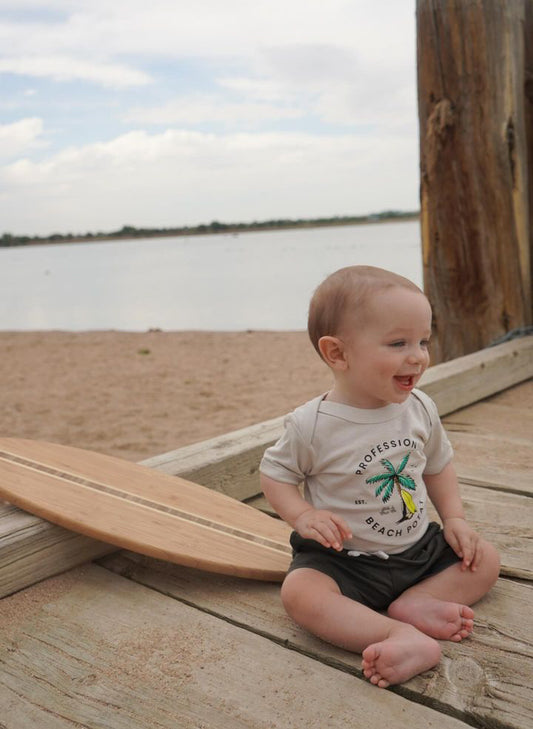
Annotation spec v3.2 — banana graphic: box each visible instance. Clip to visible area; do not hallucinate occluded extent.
[400,488,417,516]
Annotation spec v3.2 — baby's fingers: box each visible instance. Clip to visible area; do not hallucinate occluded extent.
[469,539,483,572]
[330,513,353,542]
[295,510,350,551]
[444,529,463,560]
[457,534,479,571]
[309,522,344,551]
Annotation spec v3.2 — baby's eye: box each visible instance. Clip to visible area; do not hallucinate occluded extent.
[389,340,406,348]
[420,339,431,349]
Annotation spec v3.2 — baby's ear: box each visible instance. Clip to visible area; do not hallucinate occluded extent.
[318,336,347,370]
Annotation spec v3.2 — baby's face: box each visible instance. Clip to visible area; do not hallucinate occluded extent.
[337,287,432,409]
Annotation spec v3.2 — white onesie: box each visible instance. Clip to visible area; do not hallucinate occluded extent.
[260,389,453,555]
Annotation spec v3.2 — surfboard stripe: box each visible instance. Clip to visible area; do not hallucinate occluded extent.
[0,450,291,556]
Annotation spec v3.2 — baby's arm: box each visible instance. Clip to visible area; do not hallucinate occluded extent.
[424,461,483,571]
[260,473,352,551]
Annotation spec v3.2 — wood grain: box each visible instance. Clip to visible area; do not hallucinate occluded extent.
[100,551,533,729]
[0,564,474,729]
[0,438,291,583]
[417,0,532,361]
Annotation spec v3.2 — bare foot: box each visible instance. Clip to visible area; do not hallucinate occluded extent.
[362,625,441,688]
[388,596,474,642]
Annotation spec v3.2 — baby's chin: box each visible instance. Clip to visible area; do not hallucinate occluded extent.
[389,388,414,404]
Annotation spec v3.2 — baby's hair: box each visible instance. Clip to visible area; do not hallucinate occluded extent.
[307,265,423,356]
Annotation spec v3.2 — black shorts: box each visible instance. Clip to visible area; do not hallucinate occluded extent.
[287,522,460,611]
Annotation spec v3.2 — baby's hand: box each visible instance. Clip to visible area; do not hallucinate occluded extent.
[294,508,352,551]
[443,517,483,571]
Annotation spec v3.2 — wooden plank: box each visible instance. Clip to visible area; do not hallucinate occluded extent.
[1,352,531,597]
[443,401,533,439]
[449,431,532,495]
[141,415,284,500]
[452,484,533,581]
[442,386,532,494]
[489,379,533,408]
[0,564,473,729]
[100,551,533,729]
[418,339,533,414]
[0,503,115,597]
[428,482,533,581]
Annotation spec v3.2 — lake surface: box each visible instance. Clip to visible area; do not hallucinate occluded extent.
[0,221,422,331]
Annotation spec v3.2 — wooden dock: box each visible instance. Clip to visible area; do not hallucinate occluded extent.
[1,337,532,729]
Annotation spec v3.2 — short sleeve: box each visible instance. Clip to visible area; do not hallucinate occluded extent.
[259,413,314,485]
[418,394,454,474]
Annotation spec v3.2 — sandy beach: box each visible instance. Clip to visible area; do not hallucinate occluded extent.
[0,331,333,463]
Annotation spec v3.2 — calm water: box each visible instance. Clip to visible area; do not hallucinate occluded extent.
[0,221,422,331]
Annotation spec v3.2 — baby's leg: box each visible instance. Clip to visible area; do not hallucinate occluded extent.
[281,568,441,688]
[388,539,500,642]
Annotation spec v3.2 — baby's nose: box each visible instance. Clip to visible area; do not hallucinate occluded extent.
[407,347,426,364]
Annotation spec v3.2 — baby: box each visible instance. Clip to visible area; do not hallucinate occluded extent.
[260,265,500,687]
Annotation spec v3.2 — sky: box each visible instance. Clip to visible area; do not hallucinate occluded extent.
[0,1,419,237]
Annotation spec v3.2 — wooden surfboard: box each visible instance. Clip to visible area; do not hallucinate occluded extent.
[0,438,291,581]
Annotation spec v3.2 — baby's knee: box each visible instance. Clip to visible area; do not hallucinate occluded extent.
[280,573,307,619]
[480,540,501,587]
[280,568,339,623]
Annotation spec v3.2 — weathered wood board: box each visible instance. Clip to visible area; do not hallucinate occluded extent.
[488,378,533,408]
[443,400,533,439]
[99,551,533,729]
[0,503,115,597]
[418,337,533,411]
[432,483,533,580]
[448,431,532,495]
[0,564,474,729]
[0,501,118,599]
[0,348,532,729]
[442,380,533,494]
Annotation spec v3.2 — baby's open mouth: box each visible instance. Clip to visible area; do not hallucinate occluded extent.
[394,375,415,390]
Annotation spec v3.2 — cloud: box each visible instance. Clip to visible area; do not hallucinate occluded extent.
[217,77,291,104]
[0,2,419,236]
[0,125,419,236]
[0,1,415,75]
[251,43,416,129]
[124,94,302,126]
[2,1,396,55]
[124,39,416,132]
[0,55,151,88]
[0,2,416,130]
[0,117,45,159]
[259,44,361,87]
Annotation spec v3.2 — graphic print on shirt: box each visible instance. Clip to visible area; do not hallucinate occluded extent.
[365,452,418,523]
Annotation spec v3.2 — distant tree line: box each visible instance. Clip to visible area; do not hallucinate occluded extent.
[1,210,419,248]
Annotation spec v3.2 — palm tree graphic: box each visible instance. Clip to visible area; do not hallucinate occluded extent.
[365,453,418,523]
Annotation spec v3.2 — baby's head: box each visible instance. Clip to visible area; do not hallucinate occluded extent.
[308,265,425,359]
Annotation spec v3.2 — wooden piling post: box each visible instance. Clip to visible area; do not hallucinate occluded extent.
[525,0,533,314]
[417,0,532,362]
